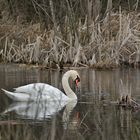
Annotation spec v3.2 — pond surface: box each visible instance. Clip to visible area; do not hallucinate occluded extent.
[0,64,140,140]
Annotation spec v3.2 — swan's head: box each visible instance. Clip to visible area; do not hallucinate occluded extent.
[67,70,80,87]
[65,70,80,87]
[62,70,80,87]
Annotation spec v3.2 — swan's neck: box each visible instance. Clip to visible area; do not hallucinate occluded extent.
[62,72,77,100]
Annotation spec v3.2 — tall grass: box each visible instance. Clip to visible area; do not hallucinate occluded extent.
[0,0,140,68]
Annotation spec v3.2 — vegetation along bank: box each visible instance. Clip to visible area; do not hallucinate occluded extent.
[0,0,140,69]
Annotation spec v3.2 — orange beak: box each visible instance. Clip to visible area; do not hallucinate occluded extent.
[76,79,79,87]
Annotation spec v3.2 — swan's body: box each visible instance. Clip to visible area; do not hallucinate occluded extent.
[1,70,80,102]
[2,83,69,101]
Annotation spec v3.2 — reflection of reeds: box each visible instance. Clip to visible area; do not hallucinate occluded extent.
[0,98,77,140]
[77,98,140,140]
[119,79,132,105]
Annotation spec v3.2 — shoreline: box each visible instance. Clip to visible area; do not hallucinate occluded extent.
[0,61,139,70]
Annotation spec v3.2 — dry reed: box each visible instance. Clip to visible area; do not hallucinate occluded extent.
[1,11,140,68]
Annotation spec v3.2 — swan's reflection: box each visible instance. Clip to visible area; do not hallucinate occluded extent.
[3,100,77,121]
[62,101,78,129]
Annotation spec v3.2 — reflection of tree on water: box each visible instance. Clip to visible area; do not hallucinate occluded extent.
[118,108,132,139]
[75,100,140,140]
[1,100,139,140]
[1,99,85,140]
[1,67,140,140]
[61,101,84,140]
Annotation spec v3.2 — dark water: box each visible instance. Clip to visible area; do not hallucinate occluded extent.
[0,64,140,140]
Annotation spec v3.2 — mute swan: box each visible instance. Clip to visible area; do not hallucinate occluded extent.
[1,70,80,101]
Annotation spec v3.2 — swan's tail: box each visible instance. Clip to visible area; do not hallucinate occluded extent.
[1,88,31,101]
[1,88,17,100]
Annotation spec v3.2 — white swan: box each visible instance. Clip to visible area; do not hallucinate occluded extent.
[1,70,80,102]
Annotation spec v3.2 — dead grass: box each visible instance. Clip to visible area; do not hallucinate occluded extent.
[1,11,140,68]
